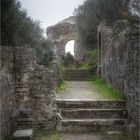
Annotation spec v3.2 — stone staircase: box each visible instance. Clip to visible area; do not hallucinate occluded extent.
[56,99,128,132]
[64,70,91,81]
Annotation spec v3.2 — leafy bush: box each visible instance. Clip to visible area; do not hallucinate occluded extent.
[74,0,100,49]
[74,0,132,50]
[36,39,54,66]
[1,0,54,66]
[92,0,130,20]
[1,0,44,48]
[79,49,98,71]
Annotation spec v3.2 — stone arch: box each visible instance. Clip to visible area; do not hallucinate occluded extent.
[46,16,85,63]
[65,40,75,56]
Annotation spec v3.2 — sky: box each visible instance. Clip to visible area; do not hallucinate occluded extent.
[19,0,84,55]
[65,40,74,56]
[19,0,84,34]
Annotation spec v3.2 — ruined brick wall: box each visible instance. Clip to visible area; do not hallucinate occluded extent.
[47,16,89,62]
[0,47,57,139]
[14,48,57,129]
[98,20,140,139]
[0,47,17,140]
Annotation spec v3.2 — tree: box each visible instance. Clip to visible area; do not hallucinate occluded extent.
[1,0,54,66]
[36,39,54,66]
[92,0,131,20]
[74,0,100,49]
[74,0,138,50]
[1,0,44,48]
[1,0,23,46]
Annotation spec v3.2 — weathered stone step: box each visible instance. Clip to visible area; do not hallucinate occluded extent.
[64,70,91,81]
[13,129,33,140]
[16,119,54,129]
[64,70,90,75]
[58,119,127,132]
[61,109,127,119]
[56,99,126,109]
[64,77,90,81]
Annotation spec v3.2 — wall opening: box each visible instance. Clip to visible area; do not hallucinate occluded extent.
[65,40,75,56]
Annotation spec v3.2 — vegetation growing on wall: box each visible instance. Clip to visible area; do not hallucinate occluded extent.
[1,0,54,66]
[78,49,98,71]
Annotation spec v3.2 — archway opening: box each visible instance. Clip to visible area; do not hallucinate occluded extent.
[65,40,75,56]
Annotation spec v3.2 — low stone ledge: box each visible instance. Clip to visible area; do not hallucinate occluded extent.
[13,129,33,140]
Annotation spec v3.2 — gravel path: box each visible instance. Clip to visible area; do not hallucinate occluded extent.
[57,81,103,99]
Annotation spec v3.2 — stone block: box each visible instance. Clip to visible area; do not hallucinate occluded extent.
[13,129,33,140]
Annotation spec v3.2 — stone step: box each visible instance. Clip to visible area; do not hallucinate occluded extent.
[56,99,126,109]
[64,73,90,76]
[58,119,127,132]
[64,70,91,81]
[13,129,33,140]
[16,119,54,129]
[64,70,90,75]
[61,109,127,119]
[64,77,90,81]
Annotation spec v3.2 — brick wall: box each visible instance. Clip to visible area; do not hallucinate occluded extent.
[0,47,57,139]
[0,47,17,140]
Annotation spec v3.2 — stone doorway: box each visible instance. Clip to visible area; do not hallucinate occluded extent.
[65,40,75,56]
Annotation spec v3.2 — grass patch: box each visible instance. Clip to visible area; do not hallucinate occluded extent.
[33,129,61,140]
[90,76,126,99]
[78,63,91,70]
[58,80,66,94]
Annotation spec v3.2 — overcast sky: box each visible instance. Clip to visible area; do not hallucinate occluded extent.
[19,0,84,35]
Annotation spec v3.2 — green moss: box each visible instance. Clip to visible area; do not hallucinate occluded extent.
[90,76,126,99]
[73,49,98,71]
[58,80,66,94]
[33,129,61,140]
[78,63,91,70]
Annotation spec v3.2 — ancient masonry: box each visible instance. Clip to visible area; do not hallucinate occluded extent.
[0,19,140,140]
[46,16,88,62]
[98,20,140,139]
[0,47,57,140]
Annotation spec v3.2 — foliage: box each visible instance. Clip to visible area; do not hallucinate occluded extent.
[58,80,66,93]
[1,0,54,66]
[79,49,98,71]
[93,0,130,20]
[74,0,131,49]
[1,0,44,47]
[90,76,126,99]
[36,39,54,66]
[74,0,100,49]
